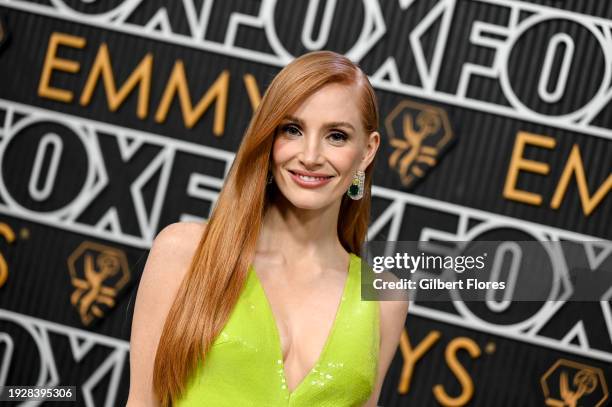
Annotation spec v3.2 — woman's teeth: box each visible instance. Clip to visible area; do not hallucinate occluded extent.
[298,174,329,181]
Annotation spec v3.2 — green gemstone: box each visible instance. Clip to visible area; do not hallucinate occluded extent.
[349,185,359,196]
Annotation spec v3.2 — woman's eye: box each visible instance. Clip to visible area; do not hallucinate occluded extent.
[283,125,301,136]
[329,132,348,142]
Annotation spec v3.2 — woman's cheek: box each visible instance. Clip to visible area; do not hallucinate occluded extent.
[272,138,295,162]
[333,149,361,174]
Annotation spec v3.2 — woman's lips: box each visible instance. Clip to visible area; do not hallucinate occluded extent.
[288,170,333,188]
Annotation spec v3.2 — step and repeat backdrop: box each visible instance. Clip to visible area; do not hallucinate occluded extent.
[0,0,610,405]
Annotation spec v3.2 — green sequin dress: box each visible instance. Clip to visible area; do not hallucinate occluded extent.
[175,253,380,406]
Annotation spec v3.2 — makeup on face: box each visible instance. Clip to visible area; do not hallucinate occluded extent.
[270,83,367,208]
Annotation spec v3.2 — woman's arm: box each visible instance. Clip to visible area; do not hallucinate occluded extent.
[125,222,206,407]
[364,298,409,407]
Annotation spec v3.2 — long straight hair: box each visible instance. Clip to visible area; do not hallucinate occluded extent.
[152,50,379,406]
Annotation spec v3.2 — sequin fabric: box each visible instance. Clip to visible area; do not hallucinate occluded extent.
[175,253,380,406]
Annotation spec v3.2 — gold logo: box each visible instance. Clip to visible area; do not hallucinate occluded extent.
[541,359,608,407]
[384,100,454,187]
[0,222,16,288]
[68,242,130,326]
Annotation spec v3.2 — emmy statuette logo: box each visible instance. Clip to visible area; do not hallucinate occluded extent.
[541,359,609,407]
[384,100,454,188]
[67,242,130,326]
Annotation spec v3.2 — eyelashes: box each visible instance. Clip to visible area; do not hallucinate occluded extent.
[283,124,301,136]
[329,132,348,142]
[280,124,349,143]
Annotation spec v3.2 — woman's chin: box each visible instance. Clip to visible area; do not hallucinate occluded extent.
[289,200,328,211]
[282,194,334,211]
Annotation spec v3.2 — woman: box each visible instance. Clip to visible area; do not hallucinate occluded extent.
[128,50,408,406]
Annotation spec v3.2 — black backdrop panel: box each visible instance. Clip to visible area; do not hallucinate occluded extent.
[0,0,610,406]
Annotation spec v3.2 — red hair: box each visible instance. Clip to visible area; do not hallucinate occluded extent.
[153,50,379,406]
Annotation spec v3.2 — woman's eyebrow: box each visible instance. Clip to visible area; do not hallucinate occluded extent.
[282,115,355,131]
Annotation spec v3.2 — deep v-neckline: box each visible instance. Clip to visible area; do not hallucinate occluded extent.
[249,253,354,398]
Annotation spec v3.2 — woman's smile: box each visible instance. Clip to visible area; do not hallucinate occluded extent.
[287,169,335,188]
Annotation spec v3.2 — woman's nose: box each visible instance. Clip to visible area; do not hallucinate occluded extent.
[299,134,324,166]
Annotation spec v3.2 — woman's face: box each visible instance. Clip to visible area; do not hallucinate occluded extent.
[271,82,380,211]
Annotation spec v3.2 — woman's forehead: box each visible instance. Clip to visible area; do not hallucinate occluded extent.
[287,83,362,127]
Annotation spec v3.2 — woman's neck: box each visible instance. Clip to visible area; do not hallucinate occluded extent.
[256,197,347,262]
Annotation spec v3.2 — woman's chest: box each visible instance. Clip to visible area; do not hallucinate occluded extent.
[255,270,347,357]
[203,273,379,405]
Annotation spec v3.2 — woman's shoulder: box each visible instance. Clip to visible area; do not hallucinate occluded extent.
[136,220,208,308]
[144,221,207,283]
[154,221,207,251]
[156,221,207,255]
[353,254,408,321]
[377,269,409,336]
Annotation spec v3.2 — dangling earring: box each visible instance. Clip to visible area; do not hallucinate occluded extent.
[267,172,274,184]
[347,170,365,200]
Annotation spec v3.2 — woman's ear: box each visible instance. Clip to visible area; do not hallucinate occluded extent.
[360,131,381,170]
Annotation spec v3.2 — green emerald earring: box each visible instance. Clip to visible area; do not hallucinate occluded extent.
[347,170,365,200]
